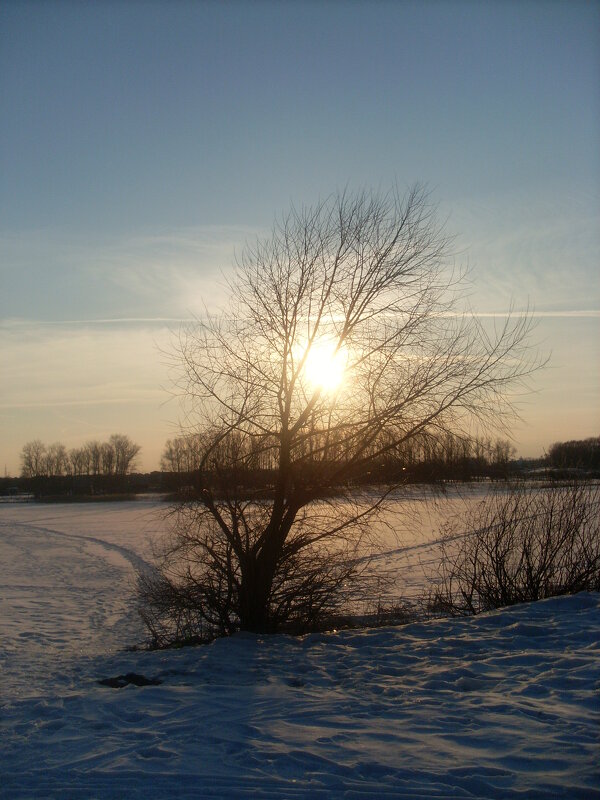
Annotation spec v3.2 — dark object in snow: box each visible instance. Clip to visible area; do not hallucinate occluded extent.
[97,672,162,688]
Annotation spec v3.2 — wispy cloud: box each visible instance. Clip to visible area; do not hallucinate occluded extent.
[448,188,600,314]
[0,224,258,321]
[466,310,600,318]
[0,323,173,409]
[1,317,194,329]
[0,396,165,411]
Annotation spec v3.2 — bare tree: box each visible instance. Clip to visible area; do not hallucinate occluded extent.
[84,440,103,476]
[161,435,201,473]
[110,434,141,475]
[100,442,116,475]
[69,447,85,476]
[45,442,68,477]
[20,440,47,478]
[139,184,540,641]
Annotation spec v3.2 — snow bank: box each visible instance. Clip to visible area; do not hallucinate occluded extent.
[2,593,599,799]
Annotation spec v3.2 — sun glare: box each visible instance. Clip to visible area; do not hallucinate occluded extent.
[300,337,348,393]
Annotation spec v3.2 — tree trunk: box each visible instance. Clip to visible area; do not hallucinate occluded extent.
[237,552,277,632]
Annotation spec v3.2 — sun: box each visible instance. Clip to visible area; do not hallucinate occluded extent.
[300,337,347,393]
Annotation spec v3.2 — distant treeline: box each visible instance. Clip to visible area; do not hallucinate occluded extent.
[153,431,600,498]
[19,435,141,478]
[159,431,599,488]
[157,430,524,493]
[7,434,143,499]
[547,437,600,472]
[160,430,517,477]
[3,433,597,500]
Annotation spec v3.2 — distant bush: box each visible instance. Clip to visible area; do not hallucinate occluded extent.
[428,482,600,615]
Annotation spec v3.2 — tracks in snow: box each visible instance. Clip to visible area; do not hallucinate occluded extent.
[0,518,158,577]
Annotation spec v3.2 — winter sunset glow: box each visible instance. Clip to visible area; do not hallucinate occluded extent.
[0,1,598,474]
[300,337,348,394]
[1,4,599,798]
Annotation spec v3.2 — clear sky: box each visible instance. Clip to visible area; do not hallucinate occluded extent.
[1,0,599,475]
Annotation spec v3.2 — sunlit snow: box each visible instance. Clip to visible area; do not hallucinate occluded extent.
[1,497,598,798]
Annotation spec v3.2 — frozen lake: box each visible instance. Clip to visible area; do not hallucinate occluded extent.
[0,488,484,697]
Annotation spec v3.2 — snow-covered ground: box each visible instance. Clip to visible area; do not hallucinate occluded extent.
[1,495,599,798]
[0,499,163,698]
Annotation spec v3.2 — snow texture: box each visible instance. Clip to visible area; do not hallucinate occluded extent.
[1,500,599,798]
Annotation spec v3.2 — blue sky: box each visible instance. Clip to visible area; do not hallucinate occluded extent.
[1,0,599,474]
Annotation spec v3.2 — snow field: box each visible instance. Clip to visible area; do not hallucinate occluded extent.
[0,501,162,697]
[1,495,599,798]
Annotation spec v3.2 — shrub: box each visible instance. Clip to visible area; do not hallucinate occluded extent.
[428,482,600,615]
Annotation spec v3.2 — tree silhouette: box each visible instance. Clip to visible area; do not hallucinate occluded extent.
[139,185,540,641]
